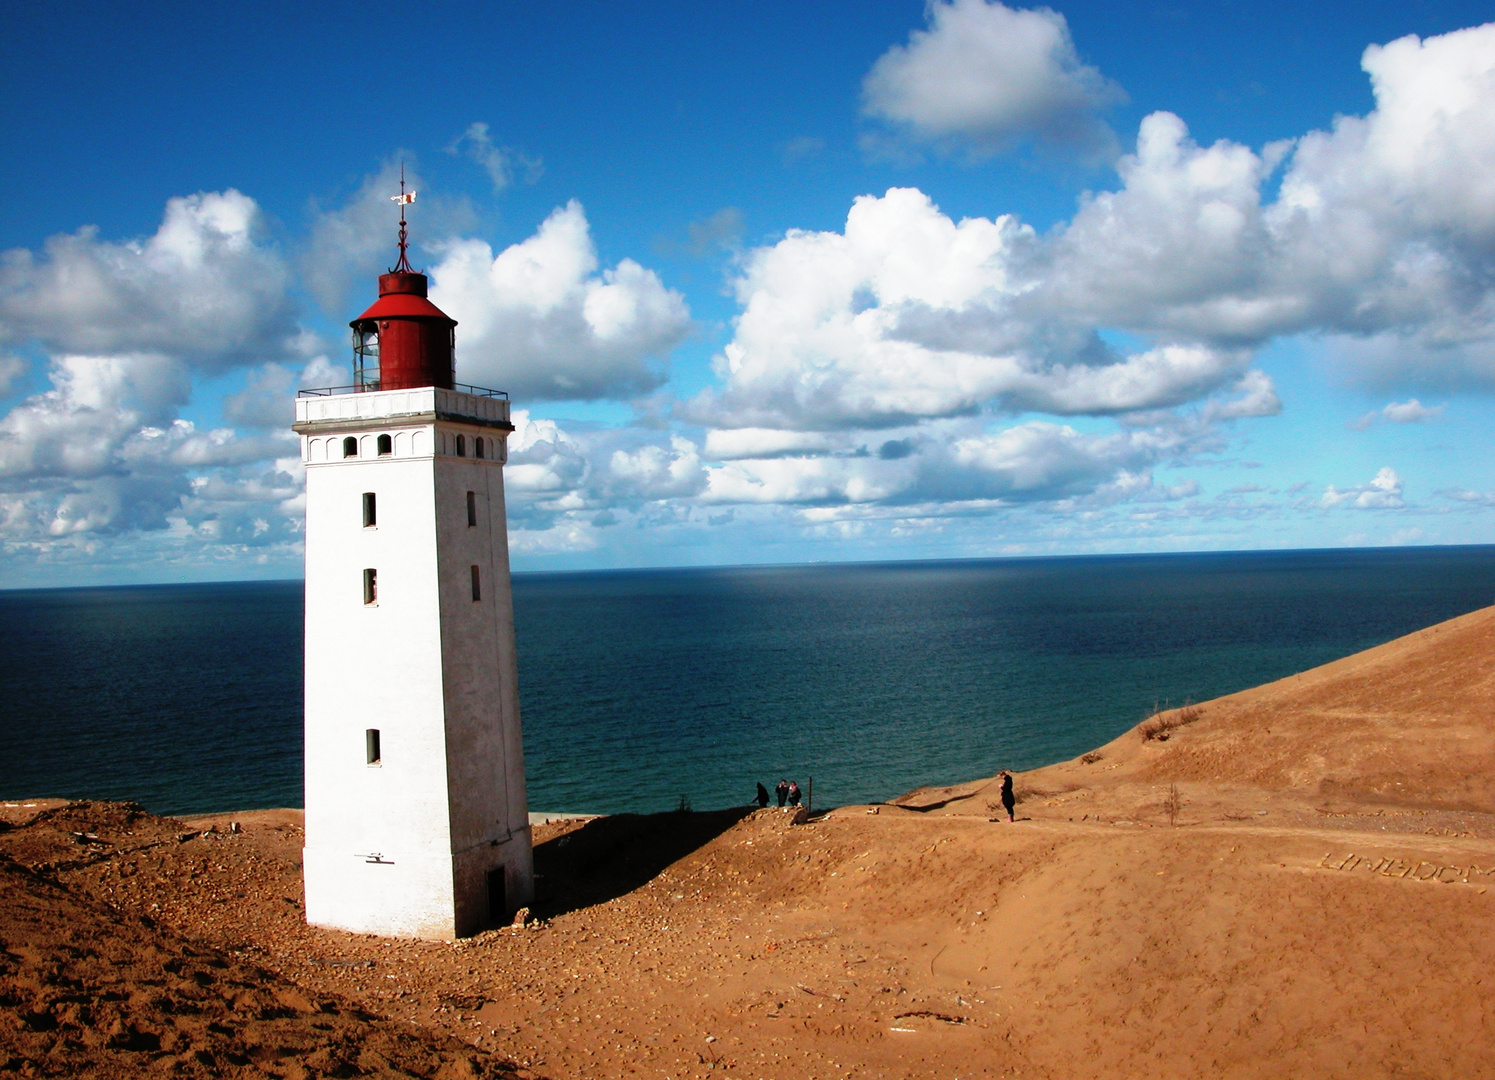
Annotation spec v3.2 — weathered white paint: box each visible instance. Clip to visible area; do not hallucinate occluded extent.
[297,386,532,940]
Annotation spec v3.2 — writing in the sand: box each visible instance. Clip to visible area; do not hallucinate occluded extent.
[1318,852,1494,887]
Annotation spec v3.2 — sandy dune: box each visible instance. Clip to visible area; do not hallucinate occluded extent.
[4,605,1494,1078]
[900,600,1495,818]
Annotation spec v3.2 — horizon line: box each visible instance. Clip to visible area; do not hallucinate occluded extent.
[4,539,1493,594]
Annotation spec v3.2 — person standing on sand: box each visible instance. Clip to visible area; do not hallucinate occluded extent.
[755,782,770,808]
[999,771,1015,822]
[776,779,789,807]
[787,780,801,808]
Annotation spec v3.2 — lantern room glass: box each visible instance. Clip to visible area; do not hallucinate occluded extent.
[352,324,380,391]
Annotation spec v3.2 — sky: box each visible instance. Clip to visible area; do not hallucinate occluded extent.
[2,0,1495,587]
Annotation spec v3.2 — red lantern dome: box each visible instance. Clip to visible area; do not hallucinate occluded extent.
[350,189,456,392]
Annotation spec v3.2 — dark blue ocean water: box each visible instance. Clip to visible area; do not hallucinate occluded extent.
[4,547,1495,817]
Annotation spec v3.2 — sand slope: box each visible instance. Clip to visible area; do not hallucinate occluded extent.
[4,604,1495,1078]
[1088,600,1495,806]
[900,601,1495,818]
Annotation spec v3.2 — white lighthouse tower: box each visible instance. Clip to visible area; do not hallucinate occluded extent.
[294,193,533,940]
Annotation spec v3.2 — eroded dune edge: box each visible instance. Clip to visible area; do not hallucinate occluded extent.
[5,606,1495,1079]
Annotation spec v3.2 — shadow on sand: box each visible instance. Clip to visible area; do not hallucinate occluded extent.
[531,806,756,919]
[894,790,981,813]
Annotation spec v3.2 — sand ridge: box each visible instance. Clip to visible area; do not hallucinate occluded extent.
[4,605,1495,1078]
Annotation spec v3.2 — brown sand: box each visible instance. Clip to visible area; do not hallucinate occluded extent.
[4,605,1495,1078]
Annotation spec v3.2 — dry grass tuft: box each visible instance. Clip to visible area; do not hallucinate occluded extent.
[1139,701,1204,742]
[1163,782,1182,827]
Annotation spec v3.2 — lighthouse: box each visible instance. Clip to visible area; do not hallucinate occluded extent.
[293,191,533,940]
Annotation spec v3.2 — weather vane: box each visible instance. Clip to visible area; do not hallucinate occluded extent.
[390,163,417,273]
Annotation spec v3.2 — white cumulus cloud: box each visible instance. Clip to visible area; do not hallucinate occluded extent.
[603,436,707,501]
[515,409,1199,527]
[1322,466,1405,509]
[0,353,298,543]
[430,201,691,400]
[0,191,298,370]
[1043,23,1495,380]
[863,0,1123,158]
[703,428,844,460]
[691,187,1262,431]
[1349,397,1445,428]
[0,191,308,562]
[0,354,189,481]
[502,410,708,531]
[1383,398,1443,423]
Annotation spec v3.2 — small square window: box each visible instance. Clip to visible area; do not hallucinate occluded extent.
[366,728,381,765]
[471,565,481,602]
[362,492,376,528]
[363,568,378,605]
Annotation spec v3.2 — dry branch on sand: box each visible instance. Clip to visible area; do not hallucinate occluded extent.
[1139,702,1204,742]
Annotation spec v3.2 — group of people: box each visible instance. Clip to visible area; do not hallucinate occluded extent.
[748,771,1013,819]
[754,779,802,810]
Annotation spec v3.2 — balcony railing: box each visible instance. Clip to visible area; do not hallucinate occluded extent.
[298,383,509,400]
[295,383,512,428]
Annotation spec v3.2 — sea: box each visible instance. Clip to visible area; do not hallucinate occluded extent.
[4,546,1495,818]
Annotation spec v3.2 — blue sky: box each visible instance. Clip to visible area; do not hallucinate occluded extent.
[2,0,1494,586]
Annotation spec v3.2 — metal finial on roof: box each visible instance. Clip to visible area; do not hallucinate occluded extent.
[390,164,418,273]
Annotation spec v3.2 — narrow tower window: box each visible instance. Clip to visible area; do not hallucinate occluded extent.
[363,568,378,605]
[343,436,358,458]
[362,492,376,528]
[467,490,477,527]
[366,729,381,766]
[377,433,392,456]
[471,565,481,601]
[456,434,466,457]
[475,438,485,459]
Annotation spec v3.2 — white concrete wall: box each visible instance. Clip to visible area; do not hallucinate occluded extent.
[433,451,533,932]
[300,392,531,940]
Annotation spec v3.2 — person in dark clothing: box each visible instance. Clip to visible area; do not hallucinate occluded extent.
[999,771,1015,822]
[787,780,802,807]
[755,782,770,808]
[775,779,789,807]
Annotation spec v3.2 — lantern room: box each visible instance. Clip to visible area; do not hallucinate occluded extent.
[349,193,457,392]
